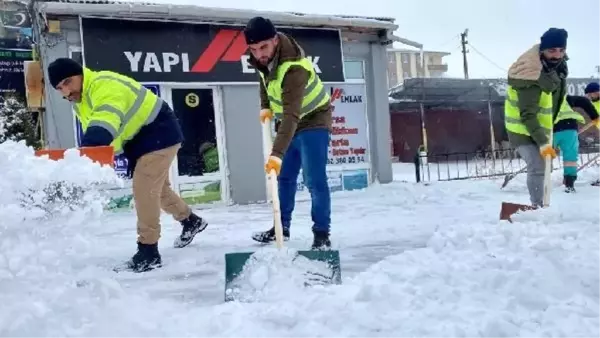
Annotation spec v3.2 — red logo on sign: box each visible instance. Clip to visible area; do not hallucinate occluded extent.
[191,29,249,73]
[330,87,344,102]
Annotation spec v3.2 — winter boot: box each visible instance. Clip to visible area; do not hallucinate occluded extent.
[174,213,208,248]
[125,242,162,273]
[564,175,576,193]
[592,179,600,187]
[251,226,290,244]
[311,230,331,250]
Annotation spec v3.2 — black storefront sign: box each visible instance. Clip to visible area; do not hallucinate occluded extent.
[81,17,345,83]
[0,49,32,98]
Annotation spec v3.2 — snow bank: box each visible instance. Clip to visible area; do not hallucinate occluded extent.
[0,154,597,337]
[0,142,124,335]
[0,141,121,220]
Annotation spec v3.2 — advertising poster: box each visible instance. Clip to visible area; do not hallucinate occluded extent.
[325,84,369,167]
[0,48,30,97]
[0,1,33,50]
[0,1,33,100]
[295,169,369,193]
[296,170,343,193]
[342,169,369,191]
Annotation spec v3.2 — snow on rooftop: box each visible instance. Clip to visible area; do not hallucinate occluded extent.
[38,0,398,30]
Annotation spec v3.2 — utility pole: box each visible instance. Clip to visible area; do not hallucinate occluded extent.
[460,29,469,79]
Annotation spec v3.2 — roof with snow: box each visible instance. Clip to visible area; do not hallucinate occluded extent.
[35,0,399,32]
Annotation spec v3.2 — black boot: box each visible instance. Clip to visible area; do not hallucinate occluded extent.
[251,226,290,244]
[592,179,600,187]
[174,213,208,248]
[126,242,162,273]
[564,175,576,193]
[311,230,331,250]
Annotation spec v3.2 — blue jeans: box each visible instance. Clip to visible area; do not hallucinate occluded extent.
[278,128,331,232]
[553,129,579,176]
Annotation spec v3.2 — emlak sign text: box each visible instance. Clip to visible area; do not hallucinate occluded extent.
[81,18,345,83]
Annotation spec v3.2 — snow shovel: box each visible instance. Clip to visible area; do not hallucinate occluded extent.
[223,118,342,302]
[35,145,115,167]
[500,132,554,222]
[501,120,595,189]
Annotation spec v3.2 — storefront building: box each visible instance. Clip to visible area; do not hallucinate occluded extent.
[33,1,402,206]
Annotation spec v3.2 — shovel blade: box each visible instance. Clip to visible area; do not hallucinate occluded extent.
[35,146,115,167]
[500,202,536,222]
[224,249,342,302]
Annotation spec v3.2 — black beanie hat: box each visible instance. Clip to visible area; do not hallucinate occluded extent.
[48,58,83,88]
[540,28,568,51]
[243,16,277,45]
[585,82,600,94]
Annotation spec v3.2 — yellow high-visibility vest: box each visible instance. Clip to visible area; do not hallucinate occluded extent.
[504,85,584,137]
[74,68,163,155]
[259,58,329,118]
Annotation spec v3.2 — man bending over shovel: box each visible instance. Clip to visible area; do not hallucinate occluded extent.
[243,17,334,249]
[47,58,208,272]
[504,28,597,206]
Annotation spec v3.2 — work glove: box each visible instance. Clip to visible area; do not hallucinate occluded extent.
[539,144,557,159]
[259,109,273,123]
[593,118,600,129]
[265,155,282,176]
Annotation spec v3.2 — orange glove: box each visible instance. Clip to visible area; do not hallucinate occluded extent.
[539,144,557,159]
[265,156,282,175]
[259,109,273,123]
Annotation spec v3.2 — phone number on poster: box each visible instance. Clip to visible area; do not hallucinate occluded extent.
[328,155,366,165]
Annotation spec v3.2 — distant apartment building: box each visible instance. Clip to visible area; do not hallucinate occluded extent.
[387,48,450,88]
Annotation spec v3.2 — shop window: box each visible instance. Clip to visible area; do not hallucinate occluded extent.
[344,60,364,80]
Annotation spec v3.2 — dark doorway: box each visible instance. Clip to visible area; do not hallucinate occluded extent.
[171,88,220,177]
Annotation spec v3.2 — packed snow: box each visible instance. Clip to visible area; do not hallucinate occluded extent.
[0,141,598,337]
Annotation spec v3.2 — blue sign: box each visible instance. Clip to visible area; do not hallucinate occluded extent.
[74,84,160,175]
[342,170,369,191]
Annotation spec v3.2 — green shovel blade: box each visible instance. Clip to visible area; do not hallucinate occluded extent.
[224,249,342,302]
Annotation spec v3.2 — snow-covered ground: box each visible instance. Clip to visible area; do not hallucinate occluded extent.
[1,141,599,337]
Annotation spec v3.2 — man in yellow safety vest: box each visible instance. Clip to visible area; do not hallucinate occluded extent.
[584,82,600,186]
[504,28,599,205]
[243,17,334,249]
[47,58,208,273]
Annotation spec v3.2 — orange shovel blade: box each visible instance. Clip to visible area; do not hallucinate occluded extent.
[499,202,537,222]
[35,146,115,168]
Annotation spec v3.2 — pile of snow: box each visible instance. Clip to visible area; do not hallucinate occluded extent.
[0,141,124,335]
[0,142,597,336]
[0,141,121,219]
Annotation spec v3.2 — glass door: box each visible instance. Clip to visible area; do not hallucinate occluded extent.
[169,87,228,205]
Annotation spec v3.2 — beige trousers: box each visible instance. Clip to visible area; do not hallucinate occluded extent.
[132,144,191,244]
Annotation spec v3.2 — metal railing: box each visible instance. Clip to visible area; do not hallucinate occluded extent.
[414,145,600,182]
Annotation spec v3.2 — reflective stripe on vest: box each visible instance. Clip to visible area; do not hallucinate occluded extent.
[504,85,553,137]
[554,96,585,124]
[593,100,600,115]
[259,58,329,118]
[74,68,163,155]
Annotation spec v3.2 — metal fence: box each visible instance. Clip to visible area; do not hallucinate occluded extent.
[413,145,600,182]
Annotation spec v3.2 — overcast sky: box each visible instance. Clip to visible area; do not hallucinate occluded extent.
[126,0,600,79]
